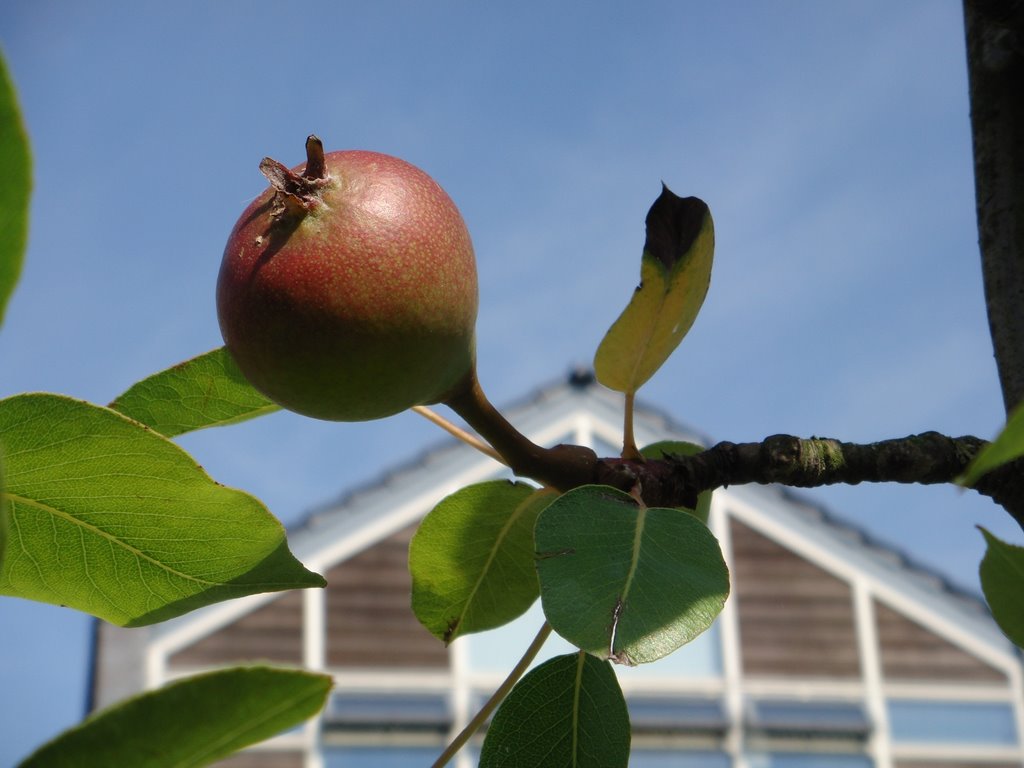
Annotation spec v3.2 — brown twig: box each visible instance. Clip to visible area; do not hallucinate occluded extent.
[591,431,1024,531]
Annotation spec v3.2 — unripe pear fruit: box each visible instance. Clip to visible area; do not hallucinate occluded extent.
[217,136,478,421]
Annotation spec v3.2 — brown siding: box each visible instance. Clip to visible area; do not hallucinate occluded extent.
[168,590,304,668]
[326,523,449,669]
[875,600,1005,683]
[214,751,303,768]
[730,519,861,678]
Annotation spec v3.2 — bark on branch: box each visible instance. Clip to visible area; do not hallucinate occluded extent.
[592,432,1024,531]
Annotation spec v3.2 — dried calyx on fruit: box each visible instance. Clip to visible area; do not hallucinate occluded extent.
[217,136,478,421]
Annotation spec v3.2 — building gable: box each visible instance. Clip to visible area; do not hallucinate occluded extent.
[324,523,446,670]
[730,518,860,679]
[875,600,1006,684]
[168,590,303,669]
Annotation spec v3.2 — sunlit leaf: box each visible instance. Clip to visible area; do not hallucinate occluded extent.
[18,666,332,768]
[0,448,8,571]
[411,481,556,643]
[639,440,710,524]
[111,347,279,437]
[958,400,1024,486]
[479,652,630,768]
[0,50,32,329]
[978,527,1024,649]
[536,485,728,665]
[594,187,713,394]
[0,393,324,626]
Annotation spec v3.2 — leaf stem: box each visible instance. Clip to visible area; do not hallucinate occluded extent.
[431,621,553,768]
[621,391,642,460]
[411,405,506,465]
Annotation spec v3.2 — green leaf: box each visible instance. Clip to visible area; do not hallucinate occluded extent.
[110,347,279,437]
[0,50,32,329]
[0,393,324,626]
[536,485,729,665]
[978,527,1024,649]
[411,481,556,643]
[639,440,711,524]
[479,652,630,768]
[0,448,8,571]
[18,665,332,768]
[594,187,713,394]
[959,400,1024,486]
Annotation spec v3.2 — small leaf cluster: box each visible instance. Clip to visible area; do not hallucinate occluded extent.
[402,187,726,764]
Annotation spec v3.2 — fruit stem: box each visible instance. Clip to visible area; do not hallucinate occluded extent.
[444,369,598,490]
[258,136,330,215]
[302,134,326,180]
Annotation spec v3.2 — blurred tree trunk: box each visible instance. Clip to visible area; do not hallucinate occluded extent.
[964,0,1024,413]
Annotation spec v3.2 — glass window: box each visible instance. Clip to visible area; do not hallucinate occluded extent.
[630,750,731,767]
[628,697,727,734]
[887,699,1018,745]
[324,692,450,731]
[747,699,870,738]
[324,746,441,767]
[746,754,872,768]
[467,747,731,767]
[460,601,578,675]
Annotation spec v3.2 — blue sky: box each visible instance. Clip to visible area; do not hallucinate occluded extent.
[0,1,1018,763]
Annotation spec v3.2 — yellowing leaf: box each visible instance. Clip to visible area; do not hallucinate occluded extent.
[595,187,713,394]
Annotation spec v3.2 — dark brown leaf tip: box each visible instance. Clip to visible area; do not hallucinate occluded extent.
[644,185,709,271]
[443,618,460,646]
